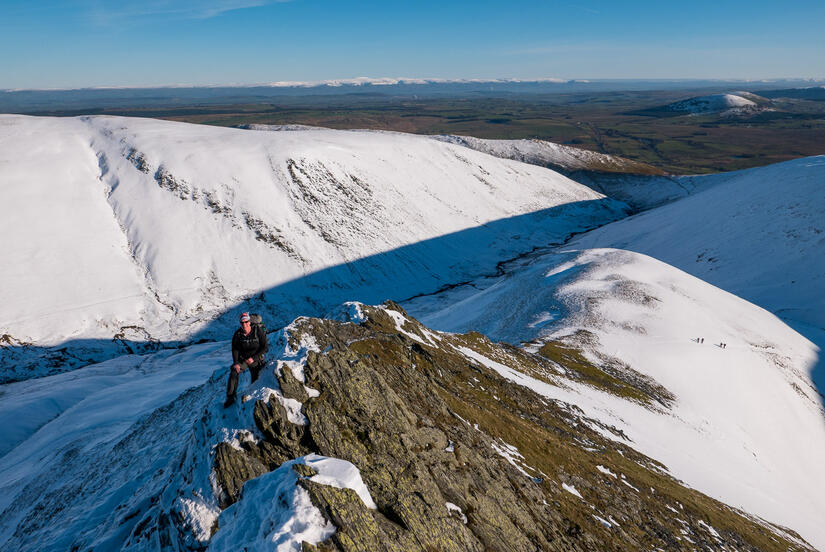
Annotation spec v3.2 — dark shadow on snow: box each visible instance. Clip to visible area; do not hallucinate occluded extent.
[3,196,821,415]
[779,317,825,411]
[1,198,629,384]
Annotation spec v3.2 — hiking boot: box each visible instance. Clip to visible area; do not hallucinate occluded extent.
[223,396,236,408]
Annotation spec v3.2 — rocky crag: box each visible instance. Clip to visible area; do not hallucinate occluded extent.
[209,303,812,551]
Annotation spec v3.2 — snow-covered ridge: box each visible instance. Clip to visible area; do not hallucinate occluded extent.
[571,155,825,334]
[407,154,825,549]
[410,246,825,550]
[430,134,664,175]
[243,125,658,177]
[427,133,738,211]
[0,319,378,551]
[2,303,813,550]
[0,114,629,380]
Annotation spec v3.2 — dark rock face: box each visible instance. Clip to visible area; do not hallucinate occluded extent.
[212,443,267,509]
[277,363,311,403]
[211,303,813,551]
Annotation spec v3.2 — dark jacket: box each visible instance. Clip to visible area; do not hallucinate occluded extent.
[232,324,268,365]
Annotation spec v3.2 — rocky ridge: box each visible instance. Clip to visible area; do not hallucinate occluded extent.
[208,303,811,551]
[0,302,814,551]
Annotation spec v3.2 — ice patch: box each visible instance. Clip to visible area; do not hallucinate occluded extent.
[177,496,220,543]
[457,346,524,382]
[491,440,539,480]
[593,514,611,528]
[283,322,321,357]
[245,387,307,425]
[280,359,307,383]
[697,519,721,539]
[209,454,374,551]
[301,454,377,509]
[445,502,468,524]
[620,475,640,492]
[562,482,583,499]
[596,465,617,478]
[381,306,429,344]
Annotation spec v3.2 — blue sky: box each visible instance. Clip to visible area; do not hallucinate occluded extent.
[2,0,824,89]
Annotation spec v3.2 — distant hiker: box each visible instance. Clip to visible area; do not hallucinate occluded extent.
[225,312,268,407]
[700,337,704,344]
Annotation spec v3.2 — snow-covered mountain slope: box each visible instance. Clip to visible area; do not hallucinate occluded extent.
[0,304,814,551]
[406,155,825,548]
[0,114,629,381]
[430,134,664,175]
[251,128,686,211]
[570,156,825,335]
[427,133,732,211]
[408,248,825,550]
[663,93,764,115]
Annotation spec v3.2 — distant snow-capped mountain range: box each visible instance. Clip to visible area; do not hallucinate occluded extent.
[1,115,824,550]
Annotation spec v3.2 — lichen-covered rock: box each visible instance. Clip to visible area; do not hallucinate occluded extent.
[210,304,814,551]
[278,362,310,402]
[212,442,268,509]
[253,395,306,449]
[292,463,319,478]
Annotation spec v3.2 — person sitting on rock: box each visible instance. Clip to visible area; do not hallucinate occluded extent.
[225,312,268,407]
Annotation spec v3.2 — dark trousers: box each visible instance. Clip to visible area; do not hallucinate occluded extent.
[226,360,264,399]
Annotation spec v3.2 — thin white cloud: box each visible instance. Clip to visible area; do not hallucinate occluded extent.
[88,0,288,24]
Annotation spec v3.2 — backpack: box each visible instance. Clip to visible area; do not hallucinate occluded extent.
[249,313,268,353]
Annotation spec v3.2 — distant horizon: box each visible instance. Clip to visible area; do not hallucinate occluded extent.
[4,76,825,93]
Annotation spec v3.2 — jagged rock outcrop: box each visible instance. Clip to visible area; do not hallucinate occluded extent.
[212,303,813,551]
